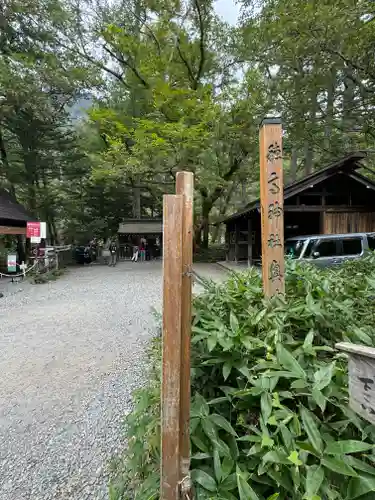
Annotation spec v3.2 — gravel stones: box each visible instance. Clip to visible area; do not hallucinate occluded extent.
[0,261,162,499]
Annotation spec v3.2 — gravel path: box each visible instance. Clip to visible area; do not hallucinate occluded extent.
[0,261,162,500]
[193,263,229,285]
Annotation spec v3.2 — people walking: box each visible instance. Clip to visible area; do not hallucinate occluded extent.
[140,241,146,262]
[131,244,139,262]
[109,240,117,267]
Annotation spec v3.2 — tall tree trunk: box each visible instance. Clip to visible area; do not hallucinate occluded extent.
[197,154,246,248]
[324,68,336,151]
[197,196,212,249]
[47,220,58,245]
[304,88,318,175]
[343,67,356,149]
[194,227,201,247]
[16,236,26,264]
[241,180,246,204]
[211,183,235,243]
[133,182,141,218]
[290,149,298,182]
[41,170,57,244]
[202,208,210,249]
[130,2,143,220]
[20,143,38,212]
[304,142,313,175]
[0,127,9,175]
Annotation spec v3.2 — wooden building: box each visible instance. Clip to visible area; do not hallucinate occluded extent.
[222,152,375,263]
[118,218,163,258]
[0,188,34,235]
[0,189,35,269]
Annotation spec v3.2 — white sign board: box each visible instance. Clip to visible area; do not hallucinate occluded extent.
[336,342,375,425]
[7,254,17,272]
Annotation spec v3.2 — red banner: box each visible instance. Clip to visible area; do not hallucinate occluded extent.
[26,222,41,239]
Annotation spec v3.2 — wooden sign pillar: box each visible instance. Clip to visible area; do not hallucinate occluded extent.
[259,118,285,298]
[161,172,194,500]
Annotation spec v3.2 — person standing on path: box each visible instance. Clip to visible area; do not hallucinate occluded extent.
[131,244,139,262]
[140,238,146,262]
[109,240,117,267]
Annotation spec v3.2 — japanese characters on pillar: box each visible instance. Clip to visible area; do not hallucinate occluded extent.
[259,118,285,298]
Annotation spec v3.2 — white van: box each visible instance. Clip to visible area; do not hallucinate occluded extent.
[285,232,375,268]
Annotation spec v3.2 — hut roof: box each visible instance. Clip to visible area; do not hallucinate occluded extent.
[222,152,374,223]
[0,189,34,223]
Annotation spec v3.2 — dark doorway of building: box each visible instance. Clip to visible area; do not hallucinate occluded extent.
[285,212,321,239]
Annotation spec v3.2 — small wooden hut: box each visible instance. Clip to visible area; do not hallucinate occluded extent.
[222,152,375,263]
[0,188,34,235]
[117,218,163,259]
[0,189,35,269]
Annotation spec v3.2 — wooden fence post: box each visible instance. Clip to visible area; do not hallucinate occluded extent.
[259,118,285,298]
[176,172,194,497]
[161,194,184,500]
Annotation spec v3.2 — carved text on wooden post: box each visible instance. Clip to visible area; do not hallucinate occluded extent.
[259,118,285,298]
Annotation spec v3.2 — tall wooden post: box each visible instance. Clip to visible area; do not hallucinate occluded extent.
[176,172,194,496]
[259,118,285,297]
[161,173,194,500]
[161,194,183,500]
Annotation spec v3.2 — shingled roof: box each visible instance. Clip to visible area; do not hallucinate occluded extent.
[222,152,372,223]
[0,189,34,223]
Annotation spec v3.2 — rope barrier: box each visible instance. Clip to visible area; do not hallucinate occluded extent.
[0,246,72,279]
[0,261,38,279]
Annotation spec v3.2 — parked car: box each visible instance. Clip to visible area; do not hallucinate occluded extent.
[285,232,375,268]
[74,246,92,265]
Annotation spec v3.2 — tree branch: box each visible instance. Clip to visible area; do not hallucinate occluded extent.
[199,152,247,208]
[102,45,149,89]
[194,0,206,88]
[176,40,197,86]
[128,10,162,57]
[319,41,375,83]
[57,40,130,89]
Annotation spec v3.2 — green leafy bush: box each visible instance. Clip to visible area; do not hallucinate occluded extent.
[111,255,375,500]
[194,244,227,263]
[31,268,65,284]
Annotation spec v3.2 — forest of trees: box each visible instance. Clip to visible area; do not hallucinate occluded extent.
[1,0,375,247]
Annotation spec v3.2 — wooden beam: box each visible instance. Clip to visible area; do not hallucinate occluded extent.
[295,191,338,196]
[259,118,285,298]
[284,205,371,213]
[176,172,194,498]
[161,194,183,500]
[225,228,229,261]
[234,223,240,263]
[0,226,26,235]
[248,218,252,267]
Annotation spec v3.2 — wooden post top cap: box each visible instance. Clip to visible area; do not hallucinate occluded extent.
[336,342,375,360]
[260,117,282,127]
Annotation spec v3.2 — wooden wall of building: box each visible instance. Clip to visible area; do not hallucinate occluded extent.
[323,212,375,234]
[226,214,261,262]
